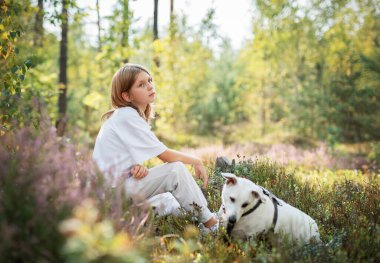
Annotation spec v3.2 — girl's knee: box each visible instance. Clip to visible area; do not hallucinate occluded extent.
[167,161,187,173]
[167,161,194,181]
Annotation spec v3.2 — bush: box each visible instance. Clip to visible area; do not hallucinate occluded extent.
[0,126,89,262]
[0,125,157,262]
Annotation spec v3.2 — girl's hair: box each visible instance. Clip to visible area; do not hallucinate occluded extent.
[101,63,154,122]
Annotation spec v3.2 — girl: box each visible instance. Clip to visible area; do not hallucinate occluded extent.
[93,63,218,231]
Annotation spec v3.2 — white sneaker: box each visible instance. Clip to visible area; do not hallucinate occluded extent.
[198,216,220,234]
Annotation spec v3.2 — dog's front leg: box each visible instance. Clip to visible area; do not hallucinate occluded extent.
[217,204,228,228]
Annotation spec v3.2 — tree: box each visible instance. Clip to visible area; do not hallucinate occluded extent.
[153,0,160,67]
[33,0,44,47]
[56,0,69,136]
[0,0,35,131]
[121,0,130,63]
[169,0,175,39]
[96,0,102,52]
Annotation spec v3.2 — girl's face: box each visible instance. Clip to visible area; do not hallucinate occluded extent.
[122,71,156,111]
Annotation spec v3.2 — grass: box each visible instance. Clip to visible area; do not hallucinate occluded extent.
[0,127,379,262]
[149,159,379,262]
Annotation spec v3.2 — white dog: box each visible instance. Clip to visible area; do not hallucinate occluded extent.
[218,173,320,243]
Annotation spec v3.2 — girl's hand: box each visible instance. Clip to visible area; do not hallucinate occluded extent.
[194,161,208,189]
[131,164,149,179]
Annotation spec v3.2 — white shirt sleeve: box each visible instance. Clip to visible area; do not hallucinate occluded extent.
[112,109,168,165]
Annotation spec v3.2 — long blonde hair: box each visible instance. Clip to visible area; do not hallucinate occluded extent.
[102,63,154,122]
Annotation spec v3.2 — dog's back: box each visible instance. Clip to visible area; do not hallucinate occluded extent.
[275,202,320,243]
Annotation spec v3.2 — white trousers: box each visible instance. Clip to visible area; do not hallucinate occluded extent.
[124,161,213,223]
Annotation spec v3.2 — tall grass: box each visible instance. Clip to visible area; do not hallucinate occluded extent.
[0,126,149,262]
[152,159,379,262]
[0,126,379,262]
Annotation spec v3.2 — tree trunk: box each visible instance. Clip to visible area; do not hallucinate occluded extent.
[168,0,175,71]
[96,0,102,52]
[153,0,159,40]
[56,0,68,137]
[153,0,160,67]
[33,0,44,47]
[169,0,174,39]
[121,0,129,63]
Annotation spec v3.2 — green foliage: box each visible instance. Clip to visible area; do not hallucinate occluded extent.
[2,0,378,147]
[0,126,78,262]
[236,0,380,143]
[0,124,379,262]
[368,142,380,163]
[0,0,35,130]
[0,125,152,262]
[151,158,379,262]
[60,199,149,263]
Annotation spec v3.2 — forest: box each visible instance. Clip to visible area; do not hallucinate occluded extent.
[1,0,379,262]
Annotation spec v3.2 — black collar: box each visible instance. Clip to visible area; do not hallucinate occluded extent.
[226,189,281,237]
[241,195,280,232]
[242,199,263,217]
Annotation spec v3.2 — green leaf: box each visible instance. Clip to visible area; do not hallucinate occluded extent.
[11,66,19,73]
[10,31,17,39]
[25,60,33,69]
[18,75,25,81]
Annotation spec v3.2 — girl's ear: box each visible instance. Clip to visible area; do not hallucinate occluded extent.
[122,92,132,102]
[221,172,237,185]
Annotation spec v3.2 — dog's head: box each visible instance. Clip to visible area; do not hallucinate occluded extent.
[221,173,267,225]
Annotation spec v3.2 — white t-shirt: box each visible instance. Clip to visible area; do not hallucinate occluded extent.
[93,107,167,186]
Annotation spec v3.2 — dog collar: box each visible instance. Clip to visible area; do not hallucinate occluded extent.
[226,189,281,237]
[241,194,280,232]
[242,199,262,217]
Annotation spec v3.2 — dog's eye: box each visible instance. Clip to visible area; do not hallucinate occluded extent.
[242,203,249,208]
[230,197,235,203]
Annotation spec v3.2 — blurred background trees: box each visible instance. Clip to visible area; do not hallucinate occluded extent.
[1,0,379,147]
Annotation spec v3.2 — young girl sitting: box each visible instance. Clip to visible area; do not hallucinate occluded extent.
[93,63,218,232]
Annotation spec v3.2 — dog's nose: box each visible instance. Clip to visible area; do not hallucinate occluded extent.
[228,215,236,224]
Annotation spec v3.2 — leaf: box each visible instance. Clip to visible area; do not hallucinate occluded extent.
[83,91,103,109]
[10,31,17,39]
[25,59,32,69]
[11,66,18,73]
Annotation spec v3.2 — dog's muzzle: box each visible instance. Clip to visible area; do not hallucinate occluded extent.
[226,216,237,236]
[228,215,236,224]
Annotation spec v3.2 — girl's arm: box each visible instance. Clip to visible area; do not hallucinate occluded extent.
[158,149,201,165]
[158,149,208,189]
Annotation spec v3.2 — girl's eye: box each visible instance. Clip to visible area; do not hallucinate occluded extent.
[148,78,153,83]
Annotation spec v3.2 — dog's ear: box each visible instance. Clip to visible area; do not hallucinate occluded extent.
[221,172,237,185]
[252,190,267,203]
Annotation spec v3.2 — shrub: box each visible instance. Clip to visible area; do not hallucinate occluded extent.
[0,126,87,262]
